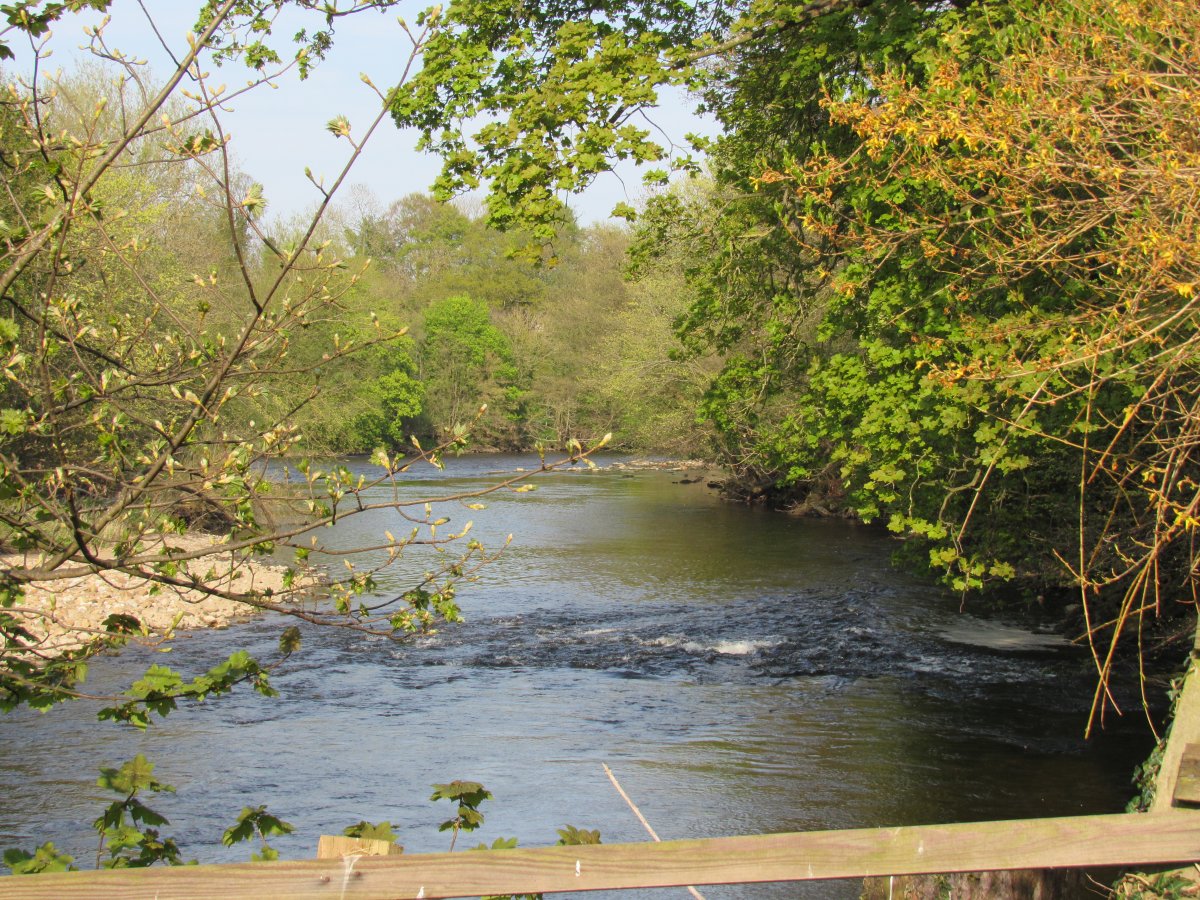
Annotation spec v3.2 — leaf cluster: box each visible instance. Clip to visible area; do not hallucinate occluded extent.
[640,0,1200,728]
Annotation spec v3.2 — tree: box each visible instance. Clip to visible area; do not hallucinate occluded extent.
[387,0,1200,723]
[0,0,605,756]
[390,0,956,240]
[0,2,414,714]
[420,294,528,447]
[353,355,428,449]
[602,200,719,455]
[644,0,1198,729]
[319,187,691,452]
[776,0,1200,728]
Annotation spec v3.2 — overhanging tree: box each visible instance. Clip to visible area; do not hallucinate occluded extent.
[389,0,1200,726]
[639,0,1199,730]
[769,0,1200,729]
[0,0,605,749]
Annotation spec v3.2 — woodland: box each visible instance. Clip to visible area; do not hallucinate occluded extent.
[0,0,1197,876]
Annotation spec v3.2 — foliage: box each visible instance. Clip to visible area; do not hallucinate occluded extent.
[555,825,601,846]
[342,820,398,842]
[757,0,1200,727]
[388,0,920,247]
[347,342,427,451]
[629,0,959,489]
[1112,871,1197,900]
[0,0,617,870]
[319,190,686,451]
[388,194,557,303]
[604,194,719,454]
[390,0,712,244]
[1,842,74,875]
[22,0,1191,877]
[222,805,295,862]
[92,754,186,869]
[424,779,602,900]
[431,779,493,850]
[420,295,529,447]
[96,650,277,729]
[0,0,621,712]
[6,769,599,873]
[0,2,425,713]
[627,0,1200,726]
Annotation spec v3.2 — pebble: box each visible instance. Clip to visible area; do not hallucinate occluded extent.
[2,535,309,659]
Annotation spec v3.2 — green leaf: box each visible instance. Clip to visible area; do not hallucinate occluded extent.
[278,626,302,655]
[343,821,397,842]
[611,202,638,221]
[556,825,601,846]
[326,115,352,138]
[3,843,75,875]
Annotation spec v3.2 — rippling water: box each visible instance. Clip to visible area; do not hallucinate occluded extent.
[0,455,1156,898]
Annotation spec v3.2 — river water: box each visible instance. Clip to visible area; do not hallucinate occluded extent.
[0,454,1157,897]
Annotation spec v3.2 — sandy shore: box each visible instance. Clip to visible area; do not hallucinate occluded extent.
[3,534,304,658]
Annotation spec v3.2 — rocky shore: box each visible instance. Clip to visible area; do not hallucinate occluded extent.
[3,534,299,658]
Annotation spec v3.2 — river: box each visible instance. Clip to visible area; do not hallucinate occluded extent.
[0,454,1157,897]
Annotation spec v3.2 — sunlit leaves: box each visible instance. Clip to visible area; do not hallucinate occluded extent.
[222,805,294,862]
[556,825,601,845]
[343,820,398,842]
[97,652,275,729]
[93,754,186,869]
[325,115,352,138]
[278,626,302,655]
[2,842,75,875]
[240,182,267,218]
[694,0,1200,722]
[431,779,492,847]
[390,0,718,240]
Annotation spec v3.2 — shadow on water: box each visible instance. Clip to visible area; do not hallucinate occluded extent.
[0,455,1159,898]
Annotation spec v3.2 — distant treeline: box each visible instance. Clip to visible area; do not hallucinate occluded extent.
[265,190,715,456]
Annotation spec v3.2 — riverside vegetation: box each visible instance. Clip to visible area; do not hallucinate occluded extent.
[0,0,1197,887]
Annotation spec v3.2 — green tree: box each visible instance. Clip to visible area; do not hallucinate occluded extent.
[420,295,528,447]
[350,348,428,450]
[754,0,1200,727]
[629,0,1200,728]
[503,224,629,445]
[0,0,604,806]
[0,1,465,712]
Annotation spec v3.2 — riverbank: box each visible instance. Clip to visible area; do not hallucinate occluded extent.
[487,456,712,475]
[2,534,298,658]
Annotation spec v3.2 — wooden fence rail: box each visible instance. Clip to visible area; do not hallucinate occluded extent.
[3,809,1199,900]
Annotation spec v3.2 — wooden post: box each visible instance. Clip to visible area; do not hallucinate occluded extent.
[1152,628,1200,815]
[316,835,404,859]
[1173,744,1200,808]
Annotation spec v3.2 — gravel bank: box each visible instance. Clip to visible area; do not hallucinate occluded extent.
[3,535,301,658]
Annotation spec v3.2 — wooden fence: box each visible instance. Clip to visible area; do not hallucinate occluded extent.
[2,808,1199,899]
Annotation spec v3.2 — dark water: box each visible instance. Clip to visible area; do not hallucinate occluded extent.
[0,454,1156,897]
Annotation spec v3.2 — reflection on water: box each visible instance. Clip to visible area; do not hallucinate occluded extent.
[0,455,1156,898]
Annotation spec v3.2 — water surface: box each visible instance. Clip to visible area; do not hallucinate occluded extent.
[0,455,1155,897]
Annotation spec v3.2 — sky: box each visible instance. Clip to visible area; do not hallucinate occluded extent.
[5,0,715,226]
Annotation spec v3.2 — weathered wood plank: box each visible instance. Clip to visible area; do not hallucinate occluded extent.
[1153,630,1200,815]
[1173,743,1200,807]
[1138,629,1200,891]
[3,811,1198,899]
[315,835,403,859]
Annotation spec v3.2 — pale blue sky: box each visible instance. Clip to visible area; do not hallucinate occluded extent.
[7,0,714,225]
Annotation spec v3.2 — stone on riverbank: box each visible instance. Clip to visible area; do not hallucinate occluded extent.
[2,534,302,659]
